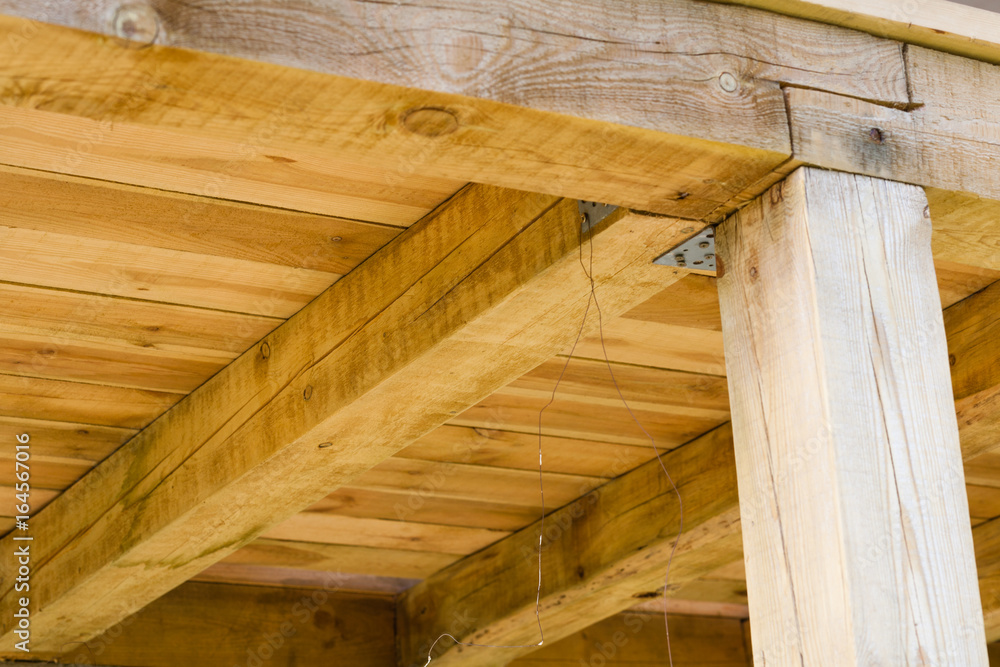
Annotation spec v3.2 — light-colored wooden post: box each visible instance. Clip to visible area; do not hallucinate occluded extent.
[716,167,987,665]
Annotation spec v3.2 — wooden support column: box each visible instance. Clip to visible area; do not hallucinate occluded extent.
[716,167,987,665]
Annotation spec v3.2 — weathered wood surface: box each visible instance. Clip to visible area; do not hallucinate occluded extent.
[0,184,697,654]
[0,0,908,154]
[788,48,1000,272]
[713,0,1000,64]
[718,167,985,664]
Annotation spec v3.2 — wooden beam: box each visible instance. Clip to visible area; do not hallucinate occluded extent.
[508,612,751,666]
[0,184,696,655]
[711,0,1000,65]
[717,167,984,664]
[0,0,907,153]
[788,46,1000,249]
[49,581,396,667]
[0,4,912,223]
[396,423,743,667]
[397,264,1000,666]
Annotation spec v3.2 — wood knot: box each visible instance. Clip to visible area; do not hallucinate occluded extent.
[112,3,160,47]
[867,127,886,144]
[402,107,460,137]
[260,342,271,360]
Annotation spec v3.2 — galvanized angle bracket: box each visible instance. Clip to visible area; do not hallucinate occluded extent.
[579,201,618,235]
[654,226,717,272]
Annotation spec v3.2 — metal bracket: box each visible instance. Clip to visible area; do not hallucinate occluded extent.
[653,226,717,271]
[578,201,618,235]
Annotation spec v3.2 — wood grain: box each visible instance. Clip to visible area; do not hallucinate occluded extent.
[0,163,403,268]
[717,167,985,665]
[711,0,1000,65]
[0,0,909,154]
[0,185,696,653]
[0,14,792,221]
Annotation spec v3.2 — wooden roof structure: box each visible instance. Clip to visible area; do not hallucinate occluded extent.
[0,0,999,665]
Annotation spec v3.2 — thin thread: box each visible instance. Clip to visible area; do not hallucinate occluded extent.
[576,227,684,667]
[425,219,684,666]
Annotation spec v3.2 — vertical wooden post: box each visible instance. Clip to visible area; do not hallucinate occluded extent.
[717,167,987,665]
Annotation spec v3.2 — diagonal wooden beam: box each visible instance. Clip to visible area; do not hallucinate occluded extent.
[396,422,743,667]
[0,184,697,655]
[397,207,1000,667]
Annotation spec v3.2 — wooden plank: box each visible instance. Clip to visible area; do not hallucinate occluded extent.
[192,564,419,594]
[0,10,911,222]
[0,223,338,317]
[0,0,909,157]
[976,518,1000,641]
[264,514,508,555]
[0,374,177,429]
[352,457,603,508]
[0,184,697,654]
[946,279,1000,403]
[0,283,279,357]
[0,416,132,461]
[222,538,459,579]
[312,486,544,532]
[0,163,404,267]
[51,582,396,667]
[717,167,985,664]
[396,423,743,667]
[0,106,462,224]
[509,613,750,666]
[401,425,655,477]
[927,189,1000,274]
[711,0,1000,65]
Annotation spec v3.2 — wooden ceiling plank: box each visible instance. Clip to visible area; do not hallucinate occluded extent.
[401,425,656,478]
[219,538,460,580]
[0,374,178,429]
[509,612,751,666]
[0,224,339,317]
[0,183,698,654]
[0,163,404,269]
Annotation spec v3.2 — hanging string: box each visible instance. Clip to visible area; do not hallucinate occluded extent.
[426,216,684,666]
[575,223,685,667]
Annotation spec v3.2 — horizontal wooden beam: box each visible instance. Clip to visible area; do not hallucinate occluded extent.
[713,0,1000,65]
[401,268,1000,666]
[508,612,752,666]
[50,581,396,667]
[0,1,911,226]
[0,184,697,655]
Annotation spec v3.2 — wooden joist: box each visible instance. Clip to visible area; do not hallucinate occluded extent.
[396,423,743,667]
[51,581,396,667]
[0,184,696,654]
[508,612,752,666]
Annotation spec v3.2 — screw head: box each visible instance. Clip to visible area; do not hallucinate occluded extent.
[868,127,885,144]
